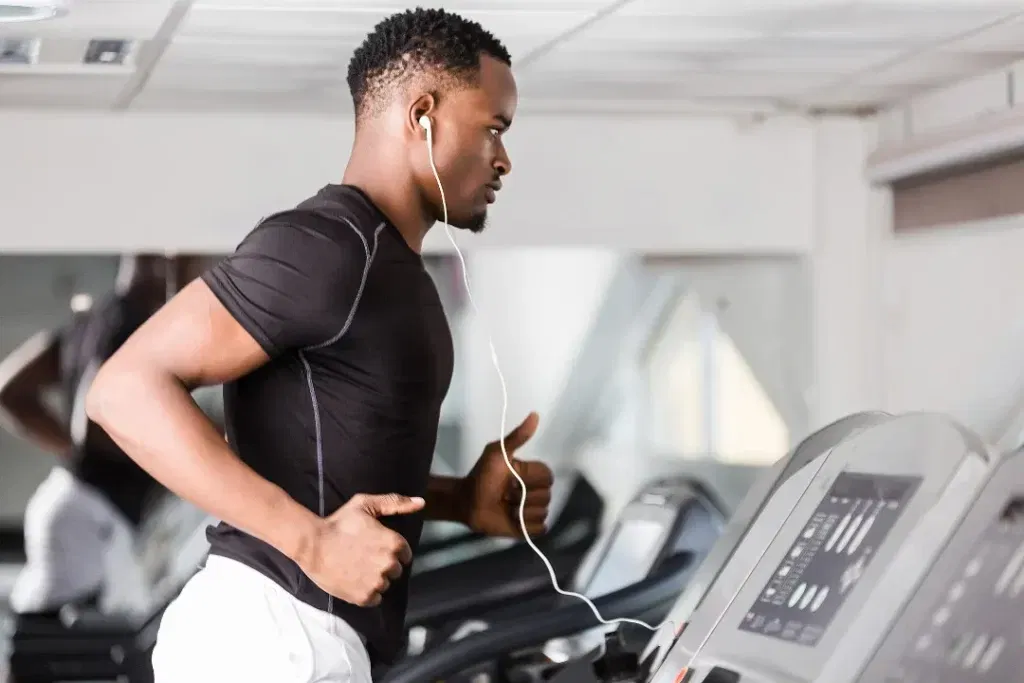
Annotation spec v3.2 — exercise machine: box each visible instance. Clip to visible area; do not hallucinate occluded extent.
[644,412,996,683]
[375,411,889,683]
[404,472,603,641]
[381,474,727,683]
[852,445,1024,683]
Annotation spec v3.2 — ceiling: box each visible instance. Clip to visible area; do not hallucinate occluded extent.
[2,0,1024,116]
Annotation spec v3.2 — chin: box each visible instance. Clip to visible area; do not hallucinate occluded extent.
[451,211,488,234]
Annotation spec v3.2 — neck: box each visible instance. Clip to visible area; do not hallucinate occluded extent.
[342,133,434,253]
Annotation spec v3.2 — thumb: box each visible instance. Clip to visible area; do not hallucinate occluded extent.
[358,493,426,518]
[501,411,540,452]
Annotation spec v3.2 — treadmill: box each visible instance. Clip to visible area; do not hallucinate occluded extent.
[636,411,998,683]
[404,472,603,641]
[380,474,727,683]
[635,411,890,676]
[374,411,890,683]
[852,445,1024,683]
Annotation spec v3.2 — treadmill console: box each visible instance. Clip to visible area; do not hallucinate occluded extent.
[877,497,1024,682]
[738,472,920,646]
[647,413,993,683]
[637,412,891,682]
[585,519,667,598]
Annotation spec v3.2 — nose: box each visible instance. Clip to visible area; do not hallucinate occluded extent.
[494,140,511,177]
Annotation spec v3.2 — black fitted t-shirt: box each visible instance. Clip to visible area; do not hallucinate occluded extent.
[201,184,454,665]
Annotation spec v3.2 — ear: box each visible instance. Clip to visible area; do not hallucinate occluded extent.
[407,92,437,137]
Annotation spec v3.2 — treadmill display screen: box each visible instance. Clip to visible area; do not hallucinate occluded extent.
[738,472,920,647]
[881,498,1024,682]
[585,518,665,598]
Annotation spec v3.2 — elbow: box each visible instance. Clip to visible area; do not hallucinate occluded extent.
[84,362,119,430]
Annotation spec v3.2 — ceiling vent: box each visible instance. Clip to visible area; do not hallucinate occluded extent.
[84,38,132,65]
[0,0,70,23]
[0,37,40,64]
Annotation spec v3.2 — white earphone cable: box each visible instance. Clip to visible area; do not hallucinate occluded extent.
[422,118,674,636]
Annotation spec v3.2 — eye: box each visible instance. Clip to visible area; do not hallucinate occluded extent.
[489,127,503,138]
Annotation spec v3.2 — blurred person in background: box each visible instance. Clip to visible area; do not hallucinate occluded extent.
[0,253,221,615]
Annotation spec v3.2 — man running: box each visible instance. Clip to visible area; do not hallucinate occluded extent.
[87,8,554,683]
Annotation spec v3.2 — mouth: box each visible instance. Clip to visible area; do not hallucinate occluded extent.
[485,181,501,204]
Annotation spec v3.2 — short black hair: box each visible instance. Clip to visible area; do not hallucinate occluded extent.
[346,7,511,121]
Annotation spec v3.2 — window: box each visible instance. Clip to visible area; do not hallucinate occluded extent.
[645,290,789,465]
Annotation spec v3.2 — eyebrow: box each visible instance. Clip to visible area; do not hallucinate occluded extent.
[494,114,512,130]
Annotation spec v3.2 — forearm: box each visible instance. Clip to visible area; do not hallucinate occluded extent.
[86,363,320,564]
[424,474,470,525]
[0,397,73,455]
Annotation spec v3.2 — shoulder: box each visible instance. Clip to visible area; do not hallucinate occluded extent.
[250,216,366,259]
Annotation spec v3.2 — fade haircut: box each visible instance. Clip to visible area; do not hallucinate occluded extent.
[346,7,511,123]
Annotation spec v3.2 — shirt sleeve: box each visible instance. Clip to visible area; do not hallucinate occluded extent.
[201,220,370,358]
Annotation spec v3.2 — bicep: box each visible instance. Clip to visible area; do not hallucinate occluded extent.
[109,279,270,388]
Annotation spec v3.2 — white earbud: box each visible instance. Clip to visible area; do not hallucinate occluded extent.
[418,115,431,131]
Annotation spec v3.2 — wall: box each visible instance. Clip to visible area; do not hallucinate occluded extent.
[815,98,1024,446]
[872,64,1024,444]
[881,220,1024,440]
[0,111,815,254]
[458,249,621,469]
[5,104,1024,519]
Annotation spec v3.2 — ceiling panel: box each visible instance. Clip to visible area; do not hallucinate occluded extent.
[146,62,340,91]
[180,6,590,63]
[161,36,350,69]
[854,51,1018,88]
[936,13,1024,53]
[526,49,720,76]
[775,2,1021,43]
[0,0,173,40]
[0,72,127,107]
[131,85,349,114]
[532,44,902,80]
[714,48,903,74]
[192,0,606,10]
[0,0,1021,116]
[560,14,769,45]
[519,70,834,101]
[515,94,782,117]
[616,0,852,18]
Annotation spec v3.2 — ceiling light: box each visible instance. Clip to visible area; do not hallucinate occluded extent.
[0,37,40,64]
[0,0,69,24]
[84,38,133,65]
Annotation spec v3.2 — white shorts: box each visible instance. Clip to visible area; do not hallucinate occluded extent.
[9,466,148,615]
[152,555,372,683]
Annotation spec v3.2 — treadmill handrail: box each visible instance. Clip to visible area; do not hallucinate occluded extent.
[416,529,488,555]
[381,553,694,683]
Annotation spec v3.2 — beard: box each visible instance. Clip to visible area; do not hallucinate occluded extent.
[450,209,488,234]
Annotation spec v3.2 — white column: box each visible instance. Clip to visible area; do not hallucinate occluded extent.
[808,116,889,428]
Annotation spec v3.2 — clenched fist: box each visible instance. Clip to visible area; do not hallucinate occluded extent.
[298,493,424,607]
